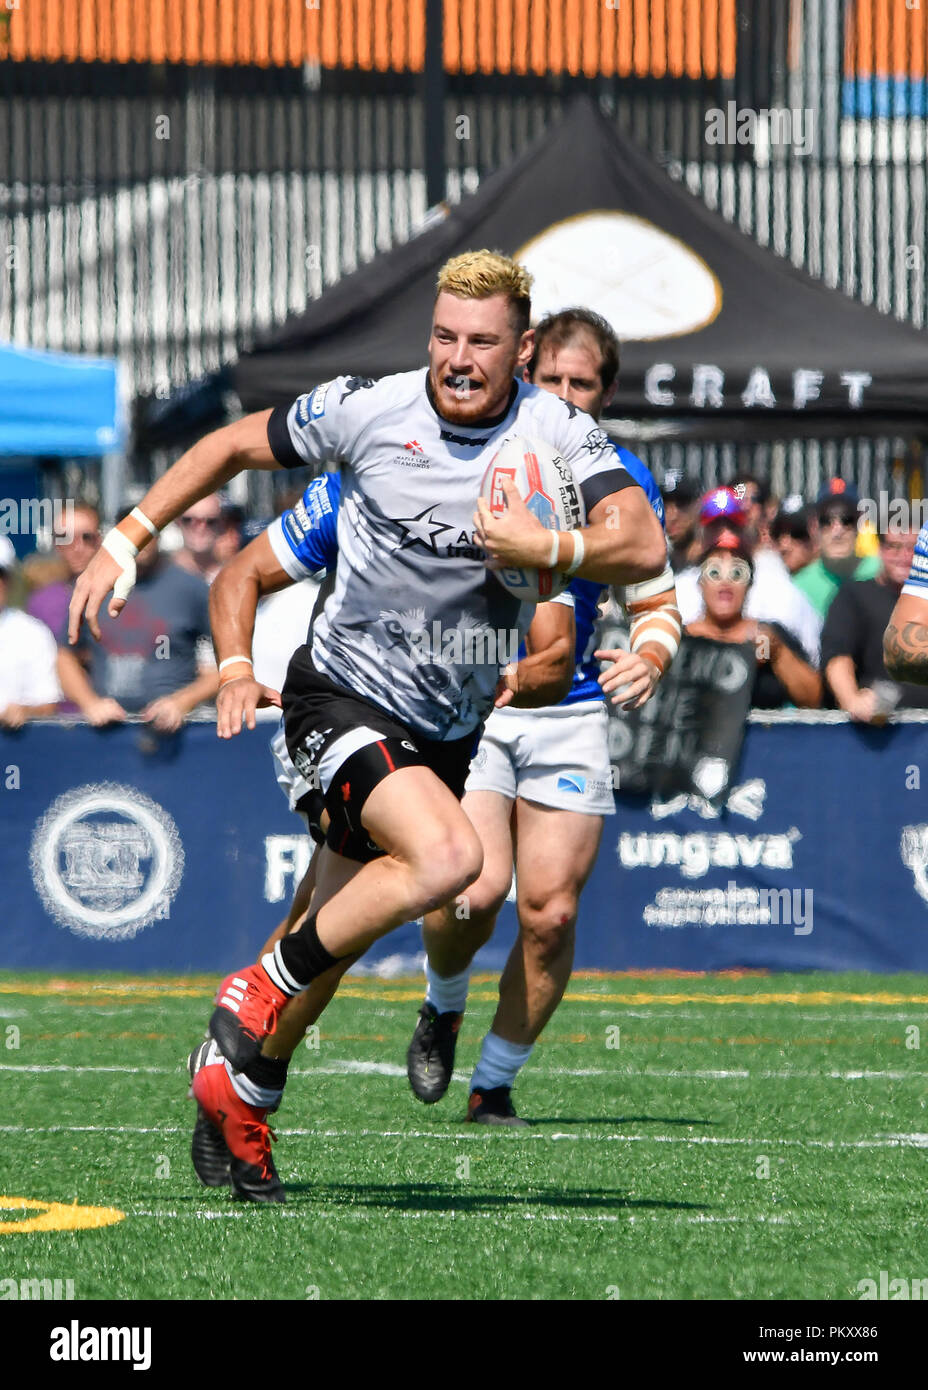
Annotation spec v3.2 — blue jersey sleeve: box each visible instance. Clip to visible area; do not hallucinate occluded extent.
[266,471,341,580]
[560,446,666,706]
[902,523,928,597]
[612,446,665,527]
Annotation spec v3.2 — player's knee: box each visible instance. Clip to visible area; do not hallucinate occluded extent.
[518,893,578,967]
[462,871,511,923]
[410,823,483,914]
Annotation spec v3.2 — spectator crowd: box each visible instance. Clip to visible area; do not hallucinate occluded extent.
[0,495,245,732]
[0,473,925,730]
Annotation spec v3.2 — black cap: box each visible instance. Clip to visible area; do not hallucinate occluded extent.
[662,470,700,505]
[771,503,812,541]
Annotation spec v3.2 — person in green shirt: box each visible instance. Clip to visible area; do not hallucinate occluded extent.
[794,482,880,618]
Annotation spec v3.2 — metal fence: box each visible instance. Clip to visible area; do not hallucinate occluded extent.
[1,1,927,497]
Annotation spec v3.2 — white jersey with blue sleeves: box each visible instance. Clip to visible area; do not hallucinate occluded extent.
[558,445,667,707]
[902,523,928,597]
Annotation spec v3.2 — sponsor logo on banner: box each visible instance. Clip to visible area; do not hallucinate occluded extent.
[617,778,806,931]
[29,784,184,940]
[619,825,800,880]
[900,825,928,904]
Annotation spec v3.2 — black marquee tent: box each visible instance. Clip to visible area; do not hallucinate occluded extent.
[233,97,928,441]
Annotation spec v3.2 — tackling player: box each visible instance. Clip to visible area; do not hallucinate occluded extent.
[406,308,679,1124]
[70,251,666,1199]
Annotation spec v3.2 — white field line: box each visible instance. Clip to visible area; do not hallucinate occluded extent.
[126,1207,796,1225]
[2,1124,927,1149]
[0,1060,923,1081]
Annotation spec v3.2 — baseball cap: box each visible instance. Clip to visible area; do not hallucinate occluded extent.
[816,478,860,514]
[699,520,755,564]
[0,536,16,574]
[662,470,700,506]
[771,502,812,541]
[699,486,748,527]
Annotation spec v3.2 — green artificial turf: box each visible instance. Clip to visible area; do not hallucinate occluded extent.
[0,970,926,1300]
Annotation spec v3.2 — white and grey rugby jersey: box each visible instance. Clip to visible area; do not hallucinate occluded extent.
[267,369,640,741]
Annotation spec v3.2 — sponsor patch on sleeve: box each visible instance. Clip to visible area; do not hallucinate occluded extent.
[294,383,331,428]
[306,477,334,521]
[284,511,306,548]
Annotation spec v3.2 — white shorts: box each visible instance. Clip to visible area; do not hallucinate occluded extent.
[270,720,320,836]
[465,700,615,816]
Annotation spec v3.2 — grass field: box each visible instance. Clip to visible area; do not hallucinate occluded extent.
[1,969,927,1301]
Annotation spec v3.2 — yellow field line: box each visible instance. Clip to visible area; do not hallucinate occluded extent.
[1,980,926,1007]
[337,989,928,1006]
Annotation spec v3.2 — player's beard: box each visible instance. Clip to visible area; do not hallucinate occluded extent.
[429,364,516,425]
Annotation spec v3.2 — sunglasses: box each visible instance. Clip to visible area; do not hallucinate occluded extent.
[700,558,752,585]
[180,515,223,531]
[822,512,857,530]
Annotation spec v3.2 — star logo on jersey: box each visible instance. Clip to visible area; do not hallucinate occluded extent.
[391,505,455,553]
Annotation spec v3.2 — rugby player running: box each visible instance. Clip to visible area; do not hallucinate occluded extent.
[188,465,577,1179]
[69,251,666,1200]
[187,309,674,1184]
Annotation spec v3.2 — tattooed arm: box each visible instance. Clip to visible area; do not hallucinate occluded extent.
[883,593,928,683]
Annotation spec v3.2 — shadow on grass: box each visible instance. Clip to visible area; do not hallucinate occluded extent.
[527,1114,716,1127]
[280,1181,708,1214]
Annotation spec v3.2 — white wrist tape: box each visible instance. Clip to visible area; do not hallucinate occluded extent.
[565,529,585,577]
[130,507,159,538]
[630,623,681,660]
[101,528,138,603]
[547,531,560,568]
[625,563,675,602]
[218,655,253,673]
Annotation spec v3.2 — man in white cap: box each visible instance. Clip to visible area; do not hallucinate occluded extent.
[0,537,62,728]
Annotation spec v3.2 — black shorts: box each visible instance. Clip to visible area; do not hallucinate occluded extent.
[293,786,327,846]
[282,646,478,863]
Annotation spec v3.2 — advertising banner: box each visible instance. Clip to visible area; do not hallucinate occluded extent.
[3,719,928,975]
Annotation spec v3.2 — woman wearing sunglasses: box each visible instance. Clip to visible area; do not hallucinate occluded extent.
[686,526,822,709]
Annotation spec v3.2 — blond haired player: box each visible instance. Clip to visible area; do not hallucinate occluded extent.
[70,251,666,1199]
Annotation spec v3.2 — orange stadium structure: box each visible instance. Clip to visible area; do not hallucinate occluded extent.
[1,0,736,79]
[844,0,928,116]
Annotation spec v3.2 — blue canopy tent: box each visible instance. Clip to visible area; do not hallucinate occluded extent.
[0,343,127,554]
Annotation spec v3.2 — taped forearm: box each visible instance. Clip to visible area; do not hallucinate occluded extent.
[623,567,681,678]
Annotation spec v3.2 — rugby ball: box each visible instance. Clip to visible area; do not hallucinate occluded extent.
[480,435,585,602]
